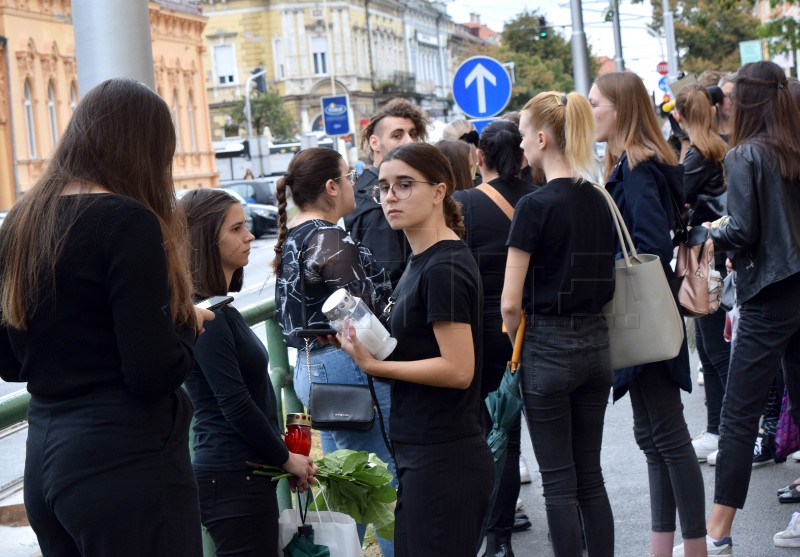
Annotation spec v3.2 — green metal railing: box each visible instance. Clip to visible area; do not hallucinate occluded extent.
[0,298,301,557]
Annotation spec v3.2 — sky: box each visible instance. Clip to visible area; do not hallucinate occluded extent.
[446,0,668,97]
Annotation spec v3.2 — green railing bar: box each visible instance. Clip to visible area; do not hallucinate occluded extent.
[0,389,30,431]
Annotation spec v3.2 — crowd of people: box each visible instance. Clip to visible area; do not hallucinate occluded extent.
[0,59,799,557]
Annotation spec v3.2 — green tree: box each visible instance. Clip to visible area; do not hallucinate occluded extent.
[227,90,297,142]
[497,10,595,109]
[639,0,759,73]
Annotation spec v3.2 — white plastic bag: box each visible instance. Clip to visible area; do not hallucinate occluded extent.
[278,488,363,557]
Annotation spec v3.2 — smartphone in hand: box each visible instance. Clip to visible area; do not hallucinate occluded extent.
[195,296,234,311]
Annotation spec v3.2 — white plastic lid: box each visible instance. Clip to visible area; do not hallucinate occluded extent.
[321,288,356,321]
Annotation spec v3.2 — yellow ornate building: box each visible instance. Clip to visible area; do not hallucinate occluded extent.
[201,0,407,141]
[0,0,217,209]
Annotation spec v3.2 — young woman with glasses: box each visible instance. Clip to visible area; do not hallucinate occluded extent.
[340,142,494,556]
[272,147,396,557]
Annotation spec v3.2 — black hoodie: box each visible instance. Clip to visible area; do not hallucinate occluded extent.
[343,167,411,288]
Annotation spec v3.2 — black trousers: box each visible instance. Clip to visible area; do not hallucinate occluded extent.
[480,323,521,532]
[24,387,202,557]
[716,272,800,508]
[393,434,494,557]
[196,470,279,557]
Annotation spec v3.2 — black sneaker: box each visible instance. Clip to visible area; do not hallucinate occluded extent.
[753,434,776,468]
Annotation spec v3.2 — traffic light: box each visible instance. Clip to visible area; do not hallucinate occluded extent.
[663,94,670,104]
[252,67,266,93]
[538,16,548,39]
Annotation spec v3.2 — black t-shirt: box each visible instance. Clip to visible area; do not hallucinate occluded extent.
[454,177,539,319]
[186,305,288,472]
[506,178,616,316]
[388,240,484,444]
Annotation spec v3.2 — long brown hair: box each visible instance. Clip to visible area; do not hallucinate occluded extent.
[674,84,727,163]
[434,140,473,190]
[0,78,194,330]
[731,61,800,182]
[272,147,343,273]
[594,72,678,180]
[381,143,465,238]
[179,189,242,297]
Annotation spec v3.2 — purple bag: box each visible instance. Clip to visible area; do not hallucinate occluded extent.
[776,389,800,459]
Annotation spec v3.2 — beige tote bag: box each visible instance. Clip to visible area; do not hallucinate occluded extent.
[594,184,684,370]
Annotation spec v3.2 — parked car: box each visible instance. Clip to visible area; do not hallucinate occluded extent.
[219,178,279,206]
[174,188,254,236]
[248,202,278,238]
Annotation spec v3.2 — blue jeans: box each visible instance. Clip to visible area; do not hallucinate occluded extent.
[628,363,706,539]
[715,272,800,508]
[294,345,395,557]
[521,316,615,557]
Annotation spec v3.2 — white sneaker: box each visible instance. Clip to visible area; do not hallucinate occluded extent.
[791,450,800,462]
[515,498,524,511]
[674,534,733,556]
[519,456,532,484]
[707,449,719,466]
[692,431,719,462]
[775,512,800,547]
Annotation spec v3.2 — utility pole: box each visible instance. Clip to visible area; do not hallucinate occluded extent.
[245,69,267,176]
[72,0,155,92]
[570,0,592,96]
[611,0,625,71]
[662,0,679,81]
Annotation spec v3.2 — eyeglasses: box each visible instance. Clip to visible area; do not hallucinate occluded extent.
[370,180,437,204]
[334,170,357,184]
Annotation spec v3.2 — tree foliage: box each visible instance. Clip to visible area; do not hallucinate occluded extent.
[227,90,297,142]
[639,0,759,73]
[471,10,599,110]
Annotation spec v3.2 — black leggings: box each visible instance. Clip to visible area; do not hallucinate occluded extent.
[24,387,202,557]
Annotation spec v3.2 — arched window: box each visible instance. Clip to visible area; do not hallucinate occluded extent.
[172,91,182,153]
[24,80,36,159]
[48,82,58,146]
[187,92,197,152]
[70,82,78,113]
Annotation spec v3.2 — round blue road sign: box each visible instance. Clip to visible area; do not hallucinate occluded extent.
[452,56,512,118]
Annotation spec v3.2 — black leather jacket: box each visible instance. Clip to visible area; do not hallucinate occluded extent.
[709,142,800,304]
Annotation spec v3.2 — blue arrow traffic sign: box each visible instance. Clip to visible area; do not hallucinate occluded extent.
[452,56,512,118]
[658,76,670,93]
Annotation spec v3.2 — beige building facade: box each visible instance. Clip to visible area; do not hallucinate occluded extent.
[0,0,216,209]
[202,0,407,142]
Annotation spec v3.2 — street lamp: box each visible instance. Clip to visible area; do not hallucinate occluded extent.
[244,69,267,140]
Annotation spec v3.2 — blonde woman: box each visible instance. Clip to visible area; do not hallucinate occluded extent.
[501,91,616,556]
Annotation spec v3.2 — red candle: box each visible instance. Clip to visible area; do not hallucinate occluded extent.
[285,413,312,456]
